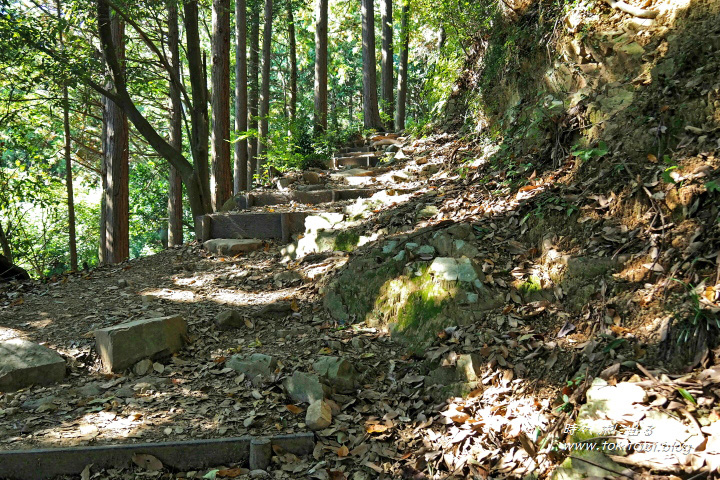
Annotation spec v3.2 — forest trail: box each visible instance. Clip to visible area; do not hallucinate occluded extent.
[2,131,720,479]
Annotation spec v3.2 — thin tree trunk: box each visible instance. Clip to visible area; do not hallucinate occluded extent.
[234,0,248,193]
[395,0,409,131]
[380,0,393,130]
[287,0,297,124]
[211,0,232,211]
[248,5,260,188]
[0,221,12,261]
[57,0,78,270]
[168,0,183,246]
[361,0,383,130]
[101,13,129,264]
[257,0,272,178]
[313,0,328,132]
[184,0,212,213]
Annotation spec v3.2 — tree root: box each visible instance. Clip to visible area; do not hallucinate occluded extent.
[601,0,659,18]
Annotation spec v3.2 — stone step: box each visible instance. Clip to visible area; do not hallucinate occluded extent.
[227,188,376,211]
[330,155,381,169]
[335,151,382,158]
[200,211,314,243]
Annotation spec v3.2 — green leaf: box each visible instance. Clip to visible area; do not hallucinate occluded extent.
[203,469,219,479]
[677,387,697,405]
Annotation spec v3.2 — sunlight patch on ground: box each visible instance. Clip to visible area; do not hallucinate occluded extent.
[0,326,25,341]
[142,288,197,303]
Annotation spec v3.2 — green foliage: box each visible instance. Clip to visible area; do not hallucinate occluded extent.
[571,141,609,161]
[671,279,720,345]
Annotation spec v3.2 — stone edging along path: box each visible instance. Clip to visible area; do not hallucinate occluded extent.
[0,433,315,480]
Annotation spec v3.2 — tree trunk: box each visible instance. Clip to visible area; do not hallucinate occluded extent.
[257,0,272,178]
[101,13,129,264]
[395,0,409,131]
[287,0,297,124]
[0,221,12,261]
[57,0,78,270]
[211,0,232,211]
[184,0,212,215]
[62,86,78,269]
[248,4,260,188]
[234,0,248,193]
[168,0,183,247]
[96,0,210,237]
[313,0,328,132]
[361,0,383,130]
[380,0,393,130]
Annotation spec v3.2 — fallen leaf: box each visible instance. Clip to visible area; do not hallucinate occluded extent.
[131,453,163,471]
[366,424,390,433]
[337,445,349,457]
[286,404,304,415]
[217,468,250,477]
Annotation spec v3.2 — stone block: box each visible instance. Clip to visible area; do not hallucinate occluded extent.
[312,356,358,393]
[94,316,188,373]
[0,339,65,392]
[204,239,263,256]
[283,371,327,404]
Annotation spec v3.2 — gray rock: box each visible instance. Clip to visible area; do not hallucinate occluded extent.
[382,240,399,255]
[305,399,332,431]
[115,385,135,399]
[429,232,454,256]
[283,371,327,404]
[228,354,277,385]
[425,366,456,386]
[77,383,103,398]
[456,354,482,382]
[133,359,153,376]
[21,396,57,411]
[312,356,358,393]
[453,239,479,258]
[249,470,270,479]
[302,171,322,184]
[94,315,188,373]
[351,337,364,349]
[204,239,264,256]
[216,309,244,330]
[446,223,474,240]
[0,339,66,392]
[276,177,293,191]
[428,257,482,283]
[417,205,439,219]
[416,245,436,259]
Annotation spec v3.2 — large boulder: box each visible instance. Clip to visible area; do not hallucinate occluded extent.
[0,339,65,392]
[94,315,188,373]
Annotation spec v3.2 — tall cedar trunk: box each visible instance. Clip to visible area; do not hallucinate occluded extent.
[101,13,129,264]
[248,5,260,188]
[97,0,210,238]
[234,0,248,193]
[257,0,272,177]
[313,0,328,132]
[184,0,211,213]
[57,0,78,270]
[361,0,383,130]
[380,0,393,129]
[395,0,409,130]
[168,0,183,246]
[211,0,232,210]
[287,0,297,123]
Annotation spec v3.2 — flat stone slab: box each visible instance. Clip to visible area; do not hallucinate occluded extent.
[227,189,376,211]
[0,339,65,392]
[0,434,315,480]
[204,238,264,256]
[94,316,188,373]
[201,211,311,243]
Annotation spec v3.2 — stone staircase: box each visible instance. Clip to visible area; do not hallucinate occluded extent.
[200,132,412,258]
